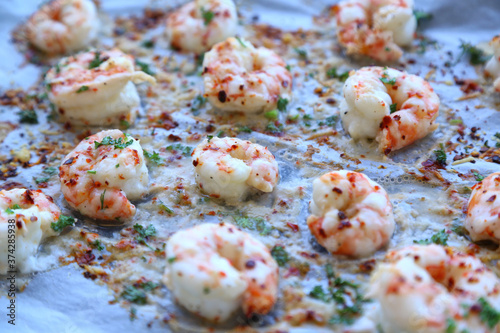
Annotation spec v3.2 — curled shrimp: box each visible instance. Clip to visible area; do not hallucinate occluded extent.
[0,189,63,274]
[202,37,292,113]
[59,129,149,221]
[26,0,99,54]
[485,36,500,92]
[465,172,500,243]
[368,244,500,333]
[191,137,279,201]
[340,66,440,154]
[45,48,155,126]
[163,222,279,322]
[307,170,395,257]
[166,0,238,53]
[333,0,416,62]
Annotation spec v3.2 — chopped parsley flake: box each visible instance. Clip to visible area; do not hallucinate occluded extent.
[478,297,500,329]
[237,126,252,133]
[88,51,106,69]
[326,67,349,81]
[309,285,330,302]
[91,239,105,251]
[120,120,130,129]
[141,40,155,48]
[35,176,50,184]
[414,229,449,245]
[18,109,38,124]
[390,103,398,114]
[133,223,156,249]
[158,200,174,215]
[473,171,484,181]
[144,150,162,165]
[43,167,58,175]
[87,170,97,174]
[271,245,289,267]
[121,286,147,305]
[6,204,21,214]
[233,214,272,235]
[379,73,397,85]
[201,7,214,25]
[294,48,307,60]
[94,136,134,150]
[50,215,76,232]
[277,97,289,112]
[168,257,176,263]
[266,122,284,134]
[451,219,467,237]
[433,143,447,165]
[191,95,207,114]
[166,144,192,157]
[445,318,457,333]
[414,10,433,26]
[135,59,155,76]
[310,264,370,326]
[76,85,90,93]
[458,40,491,65]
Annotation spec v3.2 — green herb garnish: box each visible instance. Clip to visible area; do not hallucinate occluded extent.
[277,97,289,112]
[88,51,106,69]
[390,103,397,114]
[76,86,89,93]
[141,40,155,48]
[166,144,192,157]
[478,297,500,329]
[414,10,433,25]
[473,171,484,181]
[50,215,76,232]
[144,150,162,165]
[135,59,155,76]
[94,136,134,150]
[294,48,307,60]
[414,229,449,245]
[326,67,349,81]
[433,143,447,165]
[271,245,289,267]
[18,110,38,124]
[133,223,156,250]
[191,95,207,114]
[458,40,491,65]
[201,7,215,25]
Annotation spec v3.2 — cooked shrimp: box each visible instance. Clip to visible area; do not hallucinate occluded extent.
[0,189,64,274]
[166,0,238,53]
[163,222,279,322]
[202,37,292,113]
[333,0,416,61]
[340,66,440,154]
[45,48,155,126]
[465,172,500,243]
[485,36,500,92]
[307,170,395,257]
[59,129,149,221]
[26,0,99,54]
[369,244,500,333]
[191,137,279,201]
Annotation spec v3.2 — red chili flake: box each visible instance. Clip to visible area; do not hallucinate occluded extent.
[286,222,299,232]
